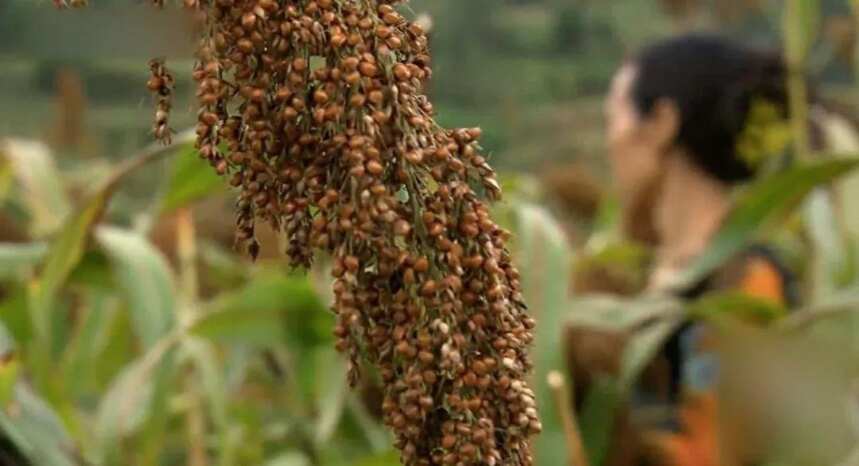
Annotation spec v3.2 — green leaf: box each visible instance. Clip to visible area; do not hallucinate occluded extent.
[350,451,401,466]
[618,317,684,392]
[805,189,851,298]
[96,227,176,349]
[0,242,48,281]
[0,286,31,345]
[94,338,177,457]
[0,324,18,407]
[0,385,77,466]
[512,202,574,466]
[0,356,19,407]
[678,159,859,290]
[191,273,326,346]
[182,337,228,430]
[264,451,311,466]
[0,139,71,237]
[29,183,112,392]
[61,291,117,397]
[67,249,115,291]
[160,145,225,213]
[313,349,348,447]
[192,307,285,346]
[0,324,70,465]
[690,291,788,325]
[137,346,180,466]
[567,295,682,331]
[345,394,393,453]
[579,376,622,466]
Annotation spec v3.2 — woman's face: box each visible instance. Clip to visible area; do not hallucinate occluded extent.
[604,64,673,242]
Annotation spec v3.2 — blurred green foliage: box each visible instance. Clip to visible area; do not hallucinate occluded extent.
[4,0,854,170]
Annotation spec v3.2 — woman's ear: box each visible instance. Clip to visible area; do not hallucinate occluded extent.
[648,98,680,151]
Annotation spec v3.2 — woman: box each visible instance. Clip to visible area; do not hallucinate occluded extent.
[571,34,807,466]
[605,34,795,293]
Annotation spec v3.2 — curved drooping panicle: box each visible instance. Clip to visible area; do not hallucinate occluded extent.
[116,0,542,463]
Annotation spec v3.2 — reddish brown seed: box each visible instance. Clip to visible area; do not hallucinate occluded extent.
[344,72,361,86]
[367,160,384,176]
[421,280,437,297]
[368,90,384,105]
[241,12,257,30]
[418,351,434,364]
[237,38,254,53]
[313,89,329,104]
[200,112,218,126]
[382,12,399,25]
[405,150,423,164]
[342,56,360,71]
[350,93,366,107]
[414,256,429,273]
[393,64,411,81]
[330,34,346,48]
[282,106,298,120]
[250,88,265,102]
[359,62,378,77]
[344,255,360,272]
[146,76,163,92]
[393,220,411,237]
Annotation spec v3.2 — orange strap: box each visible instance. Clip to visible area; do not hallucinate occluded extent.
[737,257,787,306]
[648,257,788,466]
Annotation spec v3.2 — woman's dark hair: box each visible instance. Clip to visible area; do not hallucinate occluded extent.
[631,34,790,183]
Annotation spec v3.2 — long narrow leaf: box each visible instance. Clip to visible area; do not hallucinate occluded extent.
[191,273,326,346]
[0,242,48,281]
[96,227,176,349]
[0,385,78,466]
[513,202,574,466]
[28,187,112,393]
[159,145,226,214]
[0,139,71,237]
[94,337,178,459]
[678,159,859,289]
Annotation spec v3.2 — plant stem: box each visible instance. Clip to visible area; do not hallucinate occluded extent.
[784,0,812,161]
[185,377,210,466]
[547,371,590,466]
[176,208,200,316]
[100,129,195,196]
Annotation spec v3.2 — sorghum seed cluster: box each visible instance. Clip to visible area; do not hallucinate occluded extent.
[147,59,176,145]
[60,1,542,464]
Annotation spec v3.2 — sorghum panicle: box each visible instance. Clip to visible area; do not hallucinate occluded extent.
[68,1,542,464]
[147,59,175,145]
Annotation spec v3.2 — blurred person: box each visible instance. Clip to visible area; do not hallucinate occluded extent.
[568,34,820,466]
[604,34,796,293]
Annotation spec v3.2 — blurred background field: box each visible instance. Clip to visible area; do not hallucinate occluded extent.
[2,1,859,466]
[7,0,856,171]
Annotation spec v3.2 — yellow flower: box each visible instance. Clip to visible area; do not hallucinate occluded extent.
[736,99,792,170]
